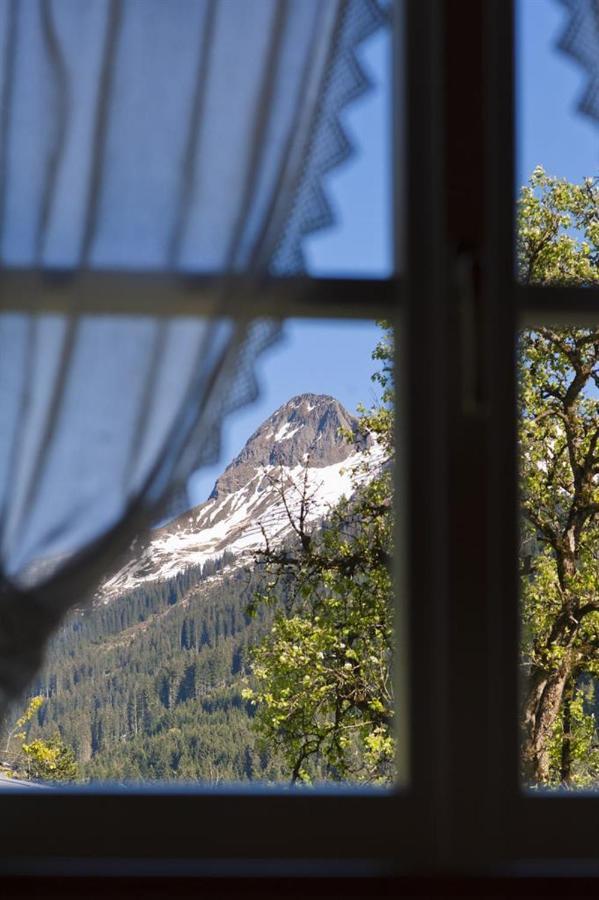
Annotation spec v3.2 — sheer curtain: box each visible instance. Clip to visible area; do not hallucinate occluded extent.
[0,0,386,715]
[557,0,599,124]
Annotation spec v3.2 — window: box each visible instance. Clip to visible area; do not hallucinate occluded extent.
[511,0,599,861]
[13,318,397,788]
[5,0,599,882]
[0,0,410,874]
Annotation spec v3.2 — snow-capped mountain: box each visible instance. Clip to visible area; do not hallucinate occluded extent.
[99,394,382,600]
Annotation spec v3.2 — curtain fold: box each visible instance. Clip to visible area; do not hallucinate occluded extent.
[0,0,387,717]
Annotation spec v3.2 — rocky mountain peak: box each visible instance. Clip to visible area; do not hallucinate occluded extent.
[210,393,359,499]
[100,393,379,599]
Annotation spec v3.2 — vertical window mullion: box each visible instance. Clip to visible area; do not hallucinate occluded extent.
[441,0,489,866]
[404,0,448,862]
[438,0,513,867]
[483,0,520,863]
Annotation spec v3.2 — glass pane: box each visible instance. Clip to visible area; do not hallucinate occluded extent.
[301,25,393,278]
[517,0,599,187]
[515,4,599,790]
[1,320,400,788]
[519,325,599,789]
[516,0,599,280]
[1,2,393,280]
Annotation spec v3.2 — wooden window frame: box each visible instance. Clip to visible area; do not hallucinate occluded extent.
[2,0,596,879]
[0,0,411,877]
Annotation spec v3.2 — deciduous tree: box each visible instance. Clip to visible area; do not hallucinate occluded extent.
[519,168,599,785]
[244,327,395,784]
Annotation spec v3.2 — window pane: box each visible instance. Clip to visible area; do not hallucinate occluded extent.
[519,326,599,789]
[300,26,393,279]
[516,0,599,284]
[1,320,401,788]
[1,2,394,280]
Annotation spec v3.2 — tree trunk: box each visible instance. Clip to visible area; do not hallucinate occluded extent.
[560,676,574,786]
[522,661,572,784]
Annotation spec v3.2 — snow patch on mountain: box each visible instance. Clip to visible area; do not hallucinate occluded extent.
[274,421,302,441]
[99,394,383,601]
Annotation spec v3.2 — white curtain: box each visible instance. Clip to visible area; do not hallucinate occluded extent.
[556,0,599,124]
[0,0,386,714]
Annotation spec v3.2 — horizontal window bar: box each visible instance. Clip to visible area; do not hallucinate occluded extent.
[518,285,599,326]
[0,271,399,320]
[505,793,599,863]
[0,788,418,865]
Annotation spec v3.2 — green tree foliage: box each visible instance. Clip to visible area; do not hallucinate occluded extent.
[0,695,79,782]
[244,327,395,784]
[21,735,79,782]
[2,694,44,760]
[519,167,599,785]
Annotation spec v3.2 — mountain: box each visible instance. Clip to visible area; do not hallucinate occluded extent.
[14,394,381,782]
[100,393,375,599]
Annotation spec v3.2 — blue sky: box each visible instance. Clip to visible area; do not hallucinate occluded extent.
[517,0,599,187]
[188,27,391,504]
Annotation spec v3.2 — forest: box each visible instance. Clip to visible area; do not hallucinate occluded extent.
[11,556,287,782]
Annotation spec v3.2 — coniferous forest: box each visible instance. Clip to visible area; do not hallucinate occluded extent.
[18,556,287,783]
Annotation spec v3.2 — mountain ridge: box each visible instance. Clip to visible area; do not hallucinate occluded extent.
[210,393,362,498]
[99,393,377,600]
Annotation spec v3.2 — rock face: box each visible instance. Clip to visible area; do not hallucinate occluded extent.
[99,394,379,600]
[211,393,360,498]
